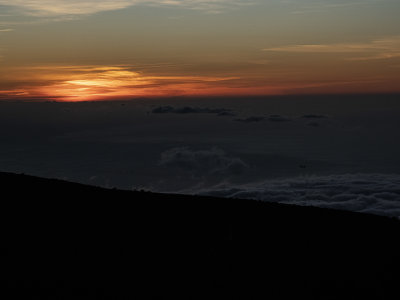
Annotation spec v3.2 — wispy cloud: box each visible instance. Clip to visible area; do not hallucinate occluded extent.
[263,36,400,61]
[286,0,378,15]
[0,28,14,32]
[0,0,249,17]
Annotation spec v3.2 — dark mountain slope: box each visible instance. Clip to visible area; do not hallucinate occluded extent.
[1,172,399,299]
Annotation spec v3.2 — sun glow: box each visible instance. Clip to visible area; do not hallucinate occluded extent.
[34,67,151,101]
[2,63,391,102]
[1,65,254,101]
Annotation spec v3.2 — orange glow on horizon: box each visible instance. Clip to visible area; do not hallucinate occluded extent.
[1,65,399,102]
[0,65,261,102]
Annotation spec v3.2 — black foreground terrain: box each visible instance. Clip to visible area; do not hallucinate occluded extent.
[1,172,399,299]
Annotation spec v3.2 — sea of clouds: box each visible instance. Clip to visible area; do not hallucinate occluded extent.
[195,174,400,218]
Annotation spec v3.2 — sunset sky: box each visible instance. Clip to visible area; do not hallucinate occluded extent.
[1,0,399,101]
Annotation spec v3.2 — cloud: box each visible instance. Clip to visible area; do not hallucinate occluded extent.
[301,114,327,119]
[0,0,249,17]
[287,0,377,15]
[216,110,236,116]
[268,115,291,122]
[152,106,234,116]
[263,36,400,61]
[159,147,248,177]
[0,28,14,32]
[234,116,264,123]
[197,174,400,218]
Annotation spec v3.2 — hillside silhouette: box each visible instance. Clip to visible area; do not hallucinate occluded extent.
[1,171,399,299]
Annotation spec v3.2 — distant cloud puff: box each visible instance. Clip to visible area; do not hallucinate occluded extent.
[301,114,327,119]
[159,147,248,177]
[217,110,236,117]
[152,106,233,116]
[234,116,264,123]
[197,174,400,218]
[152,106,175,114]
[268,115,291,122]
[234,115,292,123]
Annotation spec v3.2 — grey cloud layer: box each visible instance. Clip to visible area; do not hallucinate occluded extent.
[198,174,400,218]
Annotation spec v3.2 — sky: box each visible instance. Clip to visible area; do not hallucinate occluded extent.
[0,1,400,217]
[0,0,400,101]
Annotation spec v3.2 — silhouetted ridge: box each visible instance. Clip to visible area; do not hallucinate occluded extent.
[1,172,399,300]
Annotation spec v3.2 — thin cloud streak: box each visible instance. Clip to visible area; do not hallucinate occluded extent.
[0,0,250,17]
[264,36,400,61]
[287,0,379,15]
